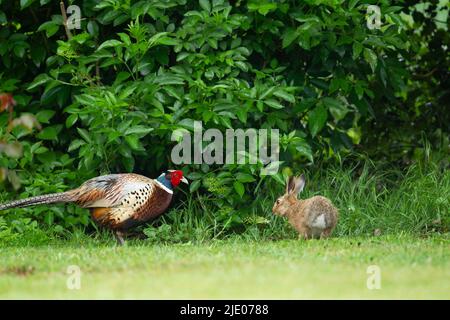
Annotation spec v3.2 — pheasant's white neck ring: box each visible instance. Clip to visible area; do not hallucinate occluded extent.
[155,180,173,194]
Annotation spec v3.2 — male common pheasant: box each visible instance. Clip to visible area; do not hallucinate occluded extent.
[0,170,188,244]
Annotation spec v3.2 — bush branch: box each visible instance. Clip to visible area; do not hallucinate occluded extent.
[60,1,72,40]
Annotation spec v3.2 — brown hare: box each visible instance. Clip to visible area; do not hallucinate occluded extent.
[272,174,338,239]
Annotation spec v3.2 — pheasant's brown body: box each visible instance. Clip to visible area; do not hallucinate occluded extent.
[70,174,173,230]
[0,172,181,244]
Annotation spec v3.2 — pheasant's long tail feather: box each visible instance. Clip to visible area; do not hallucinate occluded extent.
[0,191,77,210]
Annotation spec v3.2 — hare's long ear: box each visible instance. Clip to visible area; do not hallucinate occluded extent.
[285,176,295,194]
[291,174,306,195]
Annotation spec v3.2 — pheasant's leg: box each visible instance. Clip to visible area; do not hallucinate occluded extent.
[114,230,125,246]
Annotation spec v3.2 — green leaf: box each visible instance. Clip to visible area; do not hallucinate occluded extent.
[329,78,340,94]
[27,74,51,90]
[124,126,154,136]
[157,37,178,46]
[113,14,129,27]
[187,172,203,180]
[75,94,97,107]
[125,135,143,151]
[233,181,245,198]
[270,173,285,186]
[44,211,54,226]
[282,28,298,48]
[363,48,377,72]
[13,46,26,58]
[37,125,61,141]
[236,109,248,124]
[308,103,328,137]
[199,0,211,13]
[119,85,137,99]
[148,32,178,47]
[0,11,6,24]
[352,41,363,59]
[178,118,196,131]
[113,72,131,85]
[235,61,248,72]
[30,46,46,67]
[256,101,264,112]
[383,6,403,14]
[348,0,359,10]
[154,73,184,85]
[87,21,99,36]
[68,139,85,152]
[310,78,328,90]
[20,0,36,9]
[37,21,59,37]
[107,131,122,143]
[97,39,122,51]
[295,141,313,163]
[259,87,276,100]
[117,33,131,46]
[36,110,56,124]
[34,146,48,154]
[236,173,256,183]
[379,64,387,88]
[264,99,284,109]
[176,52,190,62]
[77,128,92,143]
[273,90,295,103]
[189,179,201,193]
[30,142,42,154]
[66,114,78,128]
[248,2,277,15]
[323,97,348,121]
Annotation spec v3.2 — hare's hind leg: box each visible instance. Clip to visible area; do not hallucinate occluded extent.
[320,228,333,239]
[297,226,311,240]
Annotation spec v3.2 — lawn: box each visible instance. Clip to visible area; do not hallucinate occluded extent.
[0,234,448,299]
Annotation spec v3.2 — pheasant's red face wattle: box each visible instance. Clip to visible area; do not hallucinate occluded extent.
[170,170,184,187]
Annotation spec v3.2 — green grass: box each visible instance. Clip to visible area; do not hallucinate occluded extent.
[0,161,448,299]
[0,234,449,299]
[1,161,448,245]
[131,161,450,244]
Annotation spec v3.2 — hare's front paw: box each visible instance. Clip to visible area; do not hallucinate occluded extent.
[297,232,309,240]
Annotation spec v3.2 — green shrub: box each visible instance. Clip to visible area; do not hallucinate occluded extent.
[0,0,447,235]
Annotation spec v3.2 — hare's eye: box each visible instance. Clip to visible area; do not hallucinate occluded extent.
[276,199,281,205]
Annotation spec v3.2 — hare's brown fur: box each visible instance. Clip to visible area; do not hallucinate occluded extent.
[273,175,339,239]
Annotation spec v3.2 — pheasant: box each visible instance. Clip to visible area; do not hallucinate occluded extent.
[0,170,188,244]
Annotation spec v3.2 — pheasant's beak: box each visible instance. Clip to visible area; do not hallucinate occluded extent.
[180,176,189,184]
